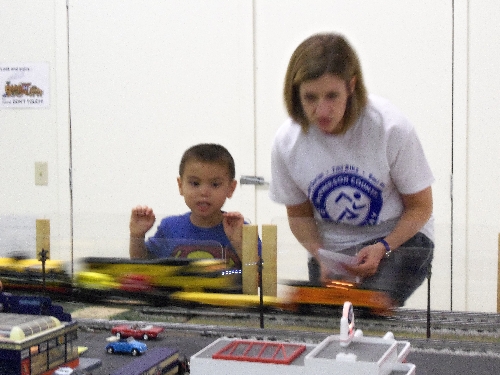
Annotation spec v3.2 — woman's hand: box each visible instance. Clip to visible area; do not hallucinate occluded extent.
[343,242,386,277]
[343,187,433,278]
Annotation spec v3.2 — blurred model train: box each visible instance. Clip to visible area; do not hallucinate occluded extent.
[0,254,394,316]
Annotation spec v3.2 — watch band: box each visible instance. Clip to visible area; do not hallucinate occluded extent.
[378,239,392,258]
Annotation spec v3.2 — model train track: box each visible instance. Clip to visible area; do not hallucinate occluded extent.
[75,305,500,357]
[385,309,500,334]
[141,305,500,330]
[76,300,500,342]
[39,290,500,340]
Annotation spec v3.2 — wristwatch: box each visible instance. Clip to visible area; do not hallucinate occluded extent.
[379,239,392,258]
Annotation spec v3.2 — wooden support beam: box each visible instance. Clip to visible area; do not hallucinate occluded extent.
[262,224,277,297]
[36,219,50,260]
[242,225,259,295]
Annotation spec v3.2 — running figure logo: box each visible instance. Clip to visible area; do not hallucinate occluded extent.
[310,171,383,226]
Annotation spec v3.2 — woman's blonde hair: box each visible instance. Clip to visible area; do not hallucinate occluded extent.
[284,33,368,133]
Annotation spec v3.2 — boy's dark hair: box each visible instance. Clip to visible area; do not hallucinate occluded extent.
[179,143,236,179]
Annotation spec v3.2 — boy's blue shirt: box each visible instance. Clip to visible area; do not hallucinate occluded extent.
[145,212,261,268]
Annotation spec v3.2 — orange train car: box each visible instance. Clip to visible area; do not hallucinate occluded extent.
[278,280,394,316]
[169,279,394,316]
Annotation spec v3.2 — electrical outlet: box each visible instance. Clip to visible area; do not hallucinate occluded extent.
[35,162,48,186]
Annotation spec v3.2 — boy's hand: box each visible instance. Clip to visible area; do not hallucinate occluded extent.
[222,211,244,257]
[130,205,156,237]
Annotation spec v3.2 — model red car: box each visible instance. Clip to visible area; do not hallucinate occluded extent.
[111,324,164,340]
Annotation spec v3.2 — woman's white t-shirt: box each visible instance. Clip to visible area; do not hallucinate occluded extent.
[269,95,434,251]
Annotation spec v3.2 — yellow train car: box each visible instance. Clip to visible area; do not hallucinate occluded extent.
[78,257,242,295]
[0,256,72,294]
[0,257,66,274]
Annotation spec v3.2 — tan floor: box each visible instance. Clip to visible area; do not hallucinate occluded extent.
[70,306,128,320]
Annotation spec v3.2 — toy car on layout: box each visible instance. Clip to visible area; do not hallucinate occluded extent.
[105,336,147,356]
[111,323,164,340]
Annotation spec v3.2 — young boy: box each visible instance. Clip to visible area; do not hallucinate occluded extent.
[129,143,246,268]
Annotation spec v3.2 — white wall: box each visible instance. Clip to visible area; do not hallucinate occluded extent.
[0,1,71,260]
[465,0,500,311]
[0,0,499,312]
[66,0,256,264]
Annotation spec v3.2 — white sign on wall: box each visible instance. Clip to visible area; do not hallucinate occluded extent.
[0,62,50,108]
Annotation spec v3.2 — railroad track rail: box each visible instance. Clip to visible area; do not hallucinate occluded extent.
[61,297,500,354]
[104,303,500,339]
[75,305,500,356]
[384,309,500,336]
[136,305,498,327]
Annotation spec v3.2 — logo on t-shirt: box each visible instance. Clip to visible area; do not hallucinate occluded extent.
[173,244,241,268]
[309,170,382,226]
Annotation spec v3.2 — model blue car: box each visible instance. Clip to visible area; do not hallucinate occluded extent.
[105,336,147,356]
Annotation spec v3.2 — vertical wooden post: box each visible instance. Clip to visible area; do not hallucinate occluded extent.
[36,219,50,260]
[262,224,277,297]
[497,233,500,312]
[242,225,259,295]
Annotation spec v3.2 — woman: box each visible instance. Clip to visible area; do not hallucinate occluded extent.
[269,33,434,306]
